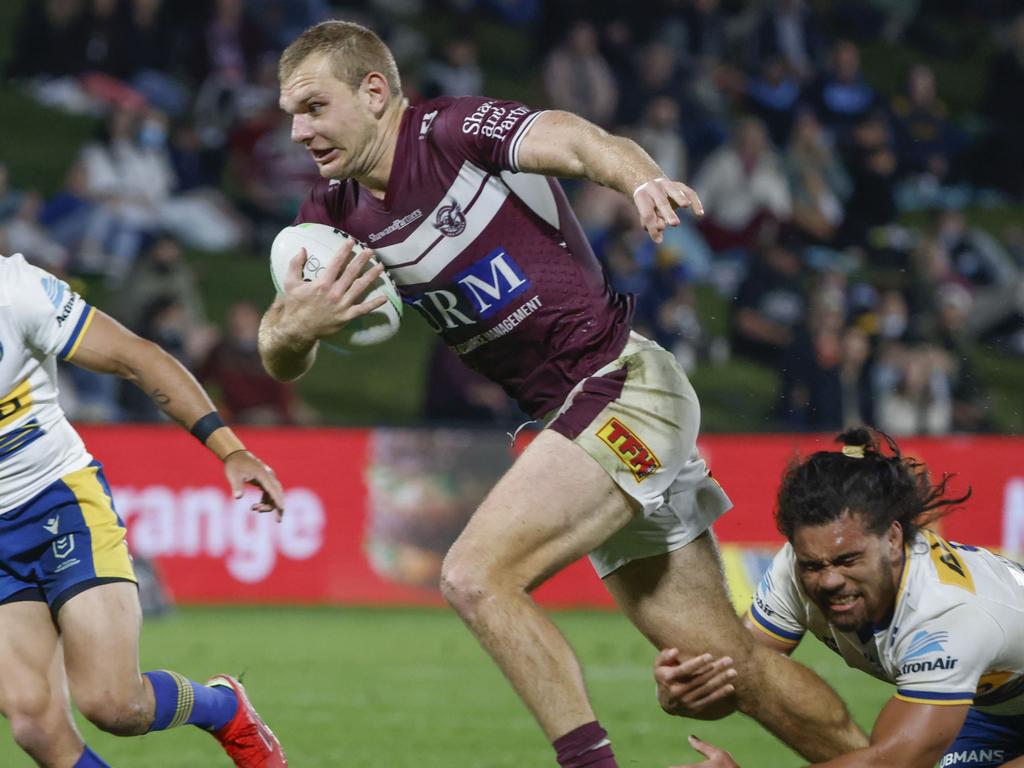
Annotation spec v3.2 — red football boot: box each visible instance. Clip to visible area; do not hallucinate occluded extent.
[206,675,288,767]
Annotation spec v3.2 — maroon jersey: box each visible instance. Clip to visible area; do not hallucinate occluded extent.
[296,96,634,417]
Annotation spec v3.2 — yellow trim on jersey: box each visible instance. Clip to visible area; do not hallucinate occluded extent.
[894,693,973,706]
[722,545,754,610]
[62,466,136,582]
[976,670,1016,697]
[63,306,96,361]
[924,530,975,594]
[745,608,801,647]
[0,379,33,430]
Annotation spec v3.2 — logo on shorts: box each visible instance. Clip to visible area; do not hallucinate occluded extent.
[43,515,59,535]
[52,533,75,559]
[433,197,466,237]
[596,417,661,482]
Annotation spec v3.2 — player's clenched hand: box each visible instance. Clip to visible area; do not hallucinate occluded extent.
[279,239,387,341]
[632,177,704,244]
[224,450,286,521]
[655,648,737,717]
[670,735,740,768]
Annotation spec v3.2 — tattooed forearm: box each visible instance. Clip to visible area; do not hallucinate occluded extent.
[149,388,171,406]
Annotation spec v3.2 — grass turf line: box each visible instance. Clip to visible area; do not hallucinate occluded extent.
[0,606,889,767]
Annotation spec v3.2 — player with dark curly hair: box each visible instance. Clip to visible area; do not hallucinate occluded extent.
[659,428,1024,768]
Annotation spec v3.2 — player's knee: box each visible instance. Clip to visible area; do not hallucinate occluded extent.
[440,550,506,616]
[6,688,60,757]
[77,689,150,736]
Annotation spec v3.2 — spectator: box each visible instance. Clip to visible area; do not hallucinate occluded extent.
[729,242,805,366]
[422,38,484,98]
[873,344,954,436]
[542,21,618,126]
[981,13,1024,197]
[748,0,822,82]
[839,110,898,245]
[890,64,960,182]
[626,95,688,182]
[785,110,851,244]
[7,0,90,80]
[694,116,792,253]
[199,301,304,424]
[808,39,878,145]
[615,40,680,127]
[745,56,803,147]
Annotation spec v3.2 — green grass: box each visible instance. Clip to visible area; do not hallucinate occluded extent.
[0,606,891,767]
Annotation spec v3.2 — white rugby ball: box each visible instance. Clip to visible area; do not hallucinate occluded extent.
[270,222,402,350]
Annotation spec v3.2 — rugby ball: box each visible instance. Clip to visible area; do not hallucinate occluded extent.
[270,223,402,350]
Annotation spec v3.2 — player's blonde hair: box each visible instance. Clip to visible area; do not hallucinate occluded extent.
[279,20,402,99]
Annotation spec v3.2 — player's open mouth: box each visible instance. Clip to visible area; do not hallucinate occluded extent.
[826,594,860,612]
[311,147,339,164]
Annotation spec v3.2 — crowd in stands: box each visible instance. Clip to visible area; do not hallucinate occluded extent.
[3,0,1024,434]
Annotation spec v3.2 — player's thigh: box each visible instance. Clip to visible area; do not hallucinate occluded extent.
[0,599,70,721]
[603,530,753,656]
[59,581,144,695]
[446,428,636,590]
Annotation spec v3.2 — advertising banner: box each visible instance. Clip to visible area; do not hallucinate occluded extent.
[78,426,1024,607]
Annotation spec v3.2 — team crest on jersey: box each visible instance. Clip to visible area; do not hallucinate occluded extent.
[596,418,661,481]
[433,197,466,237]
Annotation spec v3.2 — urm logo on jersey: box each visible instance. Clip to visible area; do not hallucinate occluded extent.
[409,247,532,332]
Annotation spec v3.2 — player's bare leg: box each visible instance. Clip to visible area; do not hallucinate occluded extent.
[604,533,868,761]
[0,601,87,767]
[59,582,286,766]
[441,429,635,760]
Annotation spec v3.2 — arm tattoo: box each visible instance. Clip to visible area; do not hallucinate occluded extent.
[149,388,171,406]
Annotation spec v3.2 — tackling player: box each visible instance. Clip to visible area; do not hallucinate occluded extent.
[259,20,866,766]
[658,428,1024,768]
[0,253,287,767]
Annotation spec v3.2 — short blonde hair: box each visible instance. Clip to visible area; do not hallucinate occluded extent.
[279,21,402,97]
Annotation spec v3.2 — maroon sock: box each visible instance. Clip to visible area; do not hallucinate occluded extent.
[553,721,617,768]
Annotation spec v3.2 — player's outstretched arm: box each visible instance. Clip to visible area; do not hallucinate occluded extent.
[68,310,285,518]
[670,699,969,768]
[515,110,704,244]
[259,241,386,382]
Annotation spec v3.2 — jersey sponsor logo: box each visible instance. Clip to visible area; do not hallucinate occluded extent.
[54,291,78,326]
[596,418,661,482]
[0,379,32,430]
[40,276,66,309]
[927,532,976,593]
[899,631,959,675]
[433,197,467,237]
[902,629,950,662]
[419,109,438,137]
[940,749,1005,766]
[452,295,543,355]
[461,101,531,141]
[409,248,532,331]
[367,209,423,243]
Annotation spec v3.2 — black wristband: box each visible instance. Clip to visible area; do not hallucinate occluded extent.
[189,412,226,444]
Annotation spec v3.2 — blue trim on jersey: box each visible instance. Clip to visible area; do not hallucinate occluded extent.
[750,603,804,641]
[59,303,94,359]
[0,418,45,462]
[897,688,976,702]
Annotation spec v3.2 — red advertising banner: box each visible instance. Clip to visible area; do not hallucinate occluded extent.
[77,427,1024,607]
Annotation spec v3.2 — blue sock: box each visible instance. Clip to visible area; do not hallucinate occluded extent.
[74,746,111,767]
[144,670,239,732]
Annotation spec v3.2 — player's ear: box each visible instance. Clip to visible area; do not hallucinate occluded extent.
[887,521,904,558]
[360,71,391,116]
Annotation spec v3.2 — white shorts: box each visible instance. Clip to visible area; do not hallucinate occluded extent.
[546,333,732,577]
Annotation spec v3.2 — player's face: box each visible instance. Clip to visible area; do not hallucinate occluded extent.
[280,54,378,180]
[791,512,904,633]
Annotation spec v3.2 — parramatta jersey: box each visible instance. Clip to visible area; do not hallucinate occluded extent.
[0,254,95,512]
[748,531,1024,715]
[297,96,634,418]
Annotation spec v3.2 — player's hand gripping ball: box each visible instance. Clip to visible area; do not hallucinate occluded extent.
[270,223,403,350]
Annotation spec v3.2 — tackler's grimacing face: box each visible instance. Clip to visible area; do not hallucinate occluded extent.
[279,54,380,181]
[792,512,904,633]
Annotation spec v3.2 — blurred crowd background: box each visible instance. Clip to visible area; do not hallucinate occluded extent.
[2,0,1024,435]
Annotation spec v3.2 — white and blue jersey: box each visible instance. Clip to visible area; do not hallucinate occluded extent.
[748,530,1024,766]
[0,253,96,513]
[0,254,135,613]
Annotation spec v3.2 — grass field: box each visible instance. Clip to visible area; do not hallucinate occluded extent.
[0,607,891,767]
